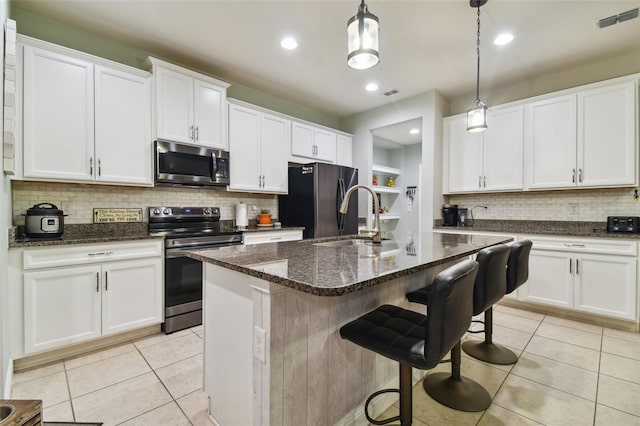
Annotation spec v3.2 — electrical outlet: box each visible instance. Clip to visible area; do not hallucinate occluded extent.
[254,326,266,363]
[568,203,579,215]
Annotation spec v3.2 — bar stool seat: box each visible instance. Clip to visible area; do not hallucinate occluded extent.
[340,259,483,425]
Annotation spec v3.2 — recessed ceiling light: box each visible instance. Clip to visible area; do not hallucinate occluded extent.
[409,128,420,135]
[365,82,379,92]
[494,33,514,46]
[280,37,298,50]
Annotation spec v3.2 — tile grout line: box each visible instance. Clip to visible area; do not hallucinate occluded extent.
[592,330,603,426]
[61,360,77,423]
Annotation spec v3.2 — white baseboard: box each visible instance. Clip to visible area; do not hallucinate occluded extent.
[4,358,13,399]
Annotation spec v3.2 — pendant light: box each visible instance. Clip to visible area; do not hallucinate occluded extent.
[347,0,380,70]
[467,0,488,133]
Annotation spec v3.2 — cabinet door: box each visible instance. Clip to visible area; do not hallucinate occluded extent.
[574,254,637,320]
[23,46,94,181]
[194,79,226,149]
[336,134,353,167]
[95,65,152,185]
[525,95,577,189]
[578,82,636,187]
[24,265,102,354]
[260,113,289,193]
[520,250,573,308]
[483,106,524,191]
[444,115,483,193]
[102,258,163,335]
[314,128,337,162]
[155,67,193,143]
[228,104,261,191]
[291,122,315,158]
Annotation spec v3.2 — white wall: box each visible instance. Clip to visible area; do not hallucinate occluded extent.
[340,90,447,232]
[1,0,12,396]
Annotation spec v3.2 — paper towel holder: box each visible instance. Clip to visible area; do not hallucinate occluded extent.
[236,202,248,230]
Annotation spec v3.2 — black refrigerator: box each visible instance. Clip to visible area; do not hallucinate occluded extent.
[279,163,358,239]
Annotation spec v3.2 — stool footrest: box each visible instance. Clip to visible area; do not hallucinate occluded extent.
[423,372,491,412]
[364,389,400,425]
[462,339,518,365]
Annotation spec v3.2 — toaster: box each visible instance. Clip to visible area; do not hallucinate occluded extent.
[607,216,640,233]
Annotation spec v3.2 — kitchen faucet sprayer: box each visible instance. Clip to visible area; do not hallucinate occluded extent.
[340,184,382,244]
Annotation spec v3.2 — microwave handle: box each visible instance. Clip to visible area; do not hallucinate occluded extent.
[211,152,218,181]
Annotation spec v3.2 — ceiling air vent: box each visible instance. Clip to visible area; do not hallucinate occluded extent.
[384,89,399,96]
[597,8,638,29]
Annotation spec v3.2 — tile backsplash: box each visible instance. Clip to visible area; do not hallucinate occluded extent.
[445,187,640,222]
[11,181,278,225]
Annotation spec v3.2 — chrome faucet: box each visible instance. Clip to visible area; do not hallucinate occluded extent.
[339,184,382,244]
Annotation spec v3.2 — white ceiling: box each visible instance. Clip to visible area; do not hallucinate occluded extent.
[13,0,640,118]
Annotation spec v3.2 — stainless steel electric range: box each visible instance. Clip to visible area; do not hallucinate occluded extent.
[148,206,243,333]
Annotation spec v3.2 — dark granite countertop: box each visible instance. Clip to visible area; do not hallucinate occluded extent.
[433,220,640,239]
[8,223,162,248]
[187,232,511,296]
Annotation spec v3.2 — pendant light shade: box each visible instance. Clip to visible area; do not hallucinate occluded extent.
[467,101,487,132]
[347,0,380,70]
[467,0,488,133]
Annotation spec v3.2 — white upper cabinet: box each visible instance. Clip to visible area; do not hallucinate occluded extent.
[23,46,95,182]
[228,102,289,194]
[291,122,337,163]
[21,40,152,186]
[149,57,229,150]
[526,94,579,189]
[525,79,637,190]
[95,65,151,185]
[578,82,636,187]
[336,134,353,167]
[444,105,523,193]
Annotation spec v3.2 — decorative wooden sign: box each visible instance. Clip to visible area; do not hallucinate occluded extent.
[93,208,143,223]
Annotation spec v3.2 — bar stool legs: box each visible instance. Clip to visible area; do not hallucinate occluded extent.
[423,341,491,412]
[462,307,518,365]
[365,363,413,426]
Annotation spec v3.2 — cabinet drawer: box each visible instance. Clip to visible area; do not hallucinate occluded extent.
[243,230,303,245]
[24,240,163,270]
[523,236,637,256]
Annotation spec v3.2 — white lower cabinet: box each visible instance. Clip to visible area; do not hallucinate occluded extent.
[521,236,637,321]
[22,241,163,355]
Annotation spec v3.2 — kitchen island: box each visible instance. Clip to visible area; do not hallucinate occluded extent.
[188,232,511,426]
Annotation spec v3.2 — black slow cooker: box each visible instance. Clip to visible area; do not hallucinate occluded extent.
[24,203,66,238]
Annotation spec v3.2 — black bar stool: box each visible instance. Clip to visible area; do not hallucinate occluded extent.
[339,259,479,425]
[462,241,532,365]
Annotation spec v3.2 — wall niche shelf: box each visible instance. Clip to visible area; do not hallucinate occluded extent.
[372,164,401,176]
[373,186,401,194]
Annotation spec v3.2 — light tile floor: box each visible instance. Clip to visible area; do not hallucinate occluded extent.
[11,306,640,426]
[12,325,208,426]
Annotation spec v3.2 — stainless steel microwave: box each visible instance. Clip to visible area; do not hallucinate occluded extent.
[155,140,230,187]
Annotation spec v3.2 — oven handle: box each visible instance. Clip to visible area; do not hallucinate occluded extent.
[165,244,241,259]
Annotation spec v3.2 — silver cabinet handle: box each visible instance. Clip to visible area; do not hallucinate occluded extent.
[578,168,583,183]
[190,125,194,141]
[569,258,572,274]
[483,176,486,188]
[270,237,282,241]
[105,271,108,291]
[563,243,586,248]
[195,126,199,141]
[98,158,101,177]
[572,168,576,183]
[576,259,579,275]
[478,176,482,189]
[96,272,100,292]
[88,251,114,256]
[90,157,93,175]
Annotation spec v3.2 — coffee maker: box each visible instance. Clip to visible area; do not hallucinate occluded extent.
[442,204,458,226]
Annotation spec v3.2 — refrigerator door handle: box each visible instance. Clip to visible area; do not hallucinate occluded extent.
[337,178,346,232]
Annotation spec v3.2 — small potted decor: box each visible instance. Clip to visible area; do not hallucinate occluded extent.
[257,209,272,225]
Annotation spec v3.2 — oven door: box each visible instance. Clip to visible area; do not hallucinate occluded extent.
[164,248,205,317]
